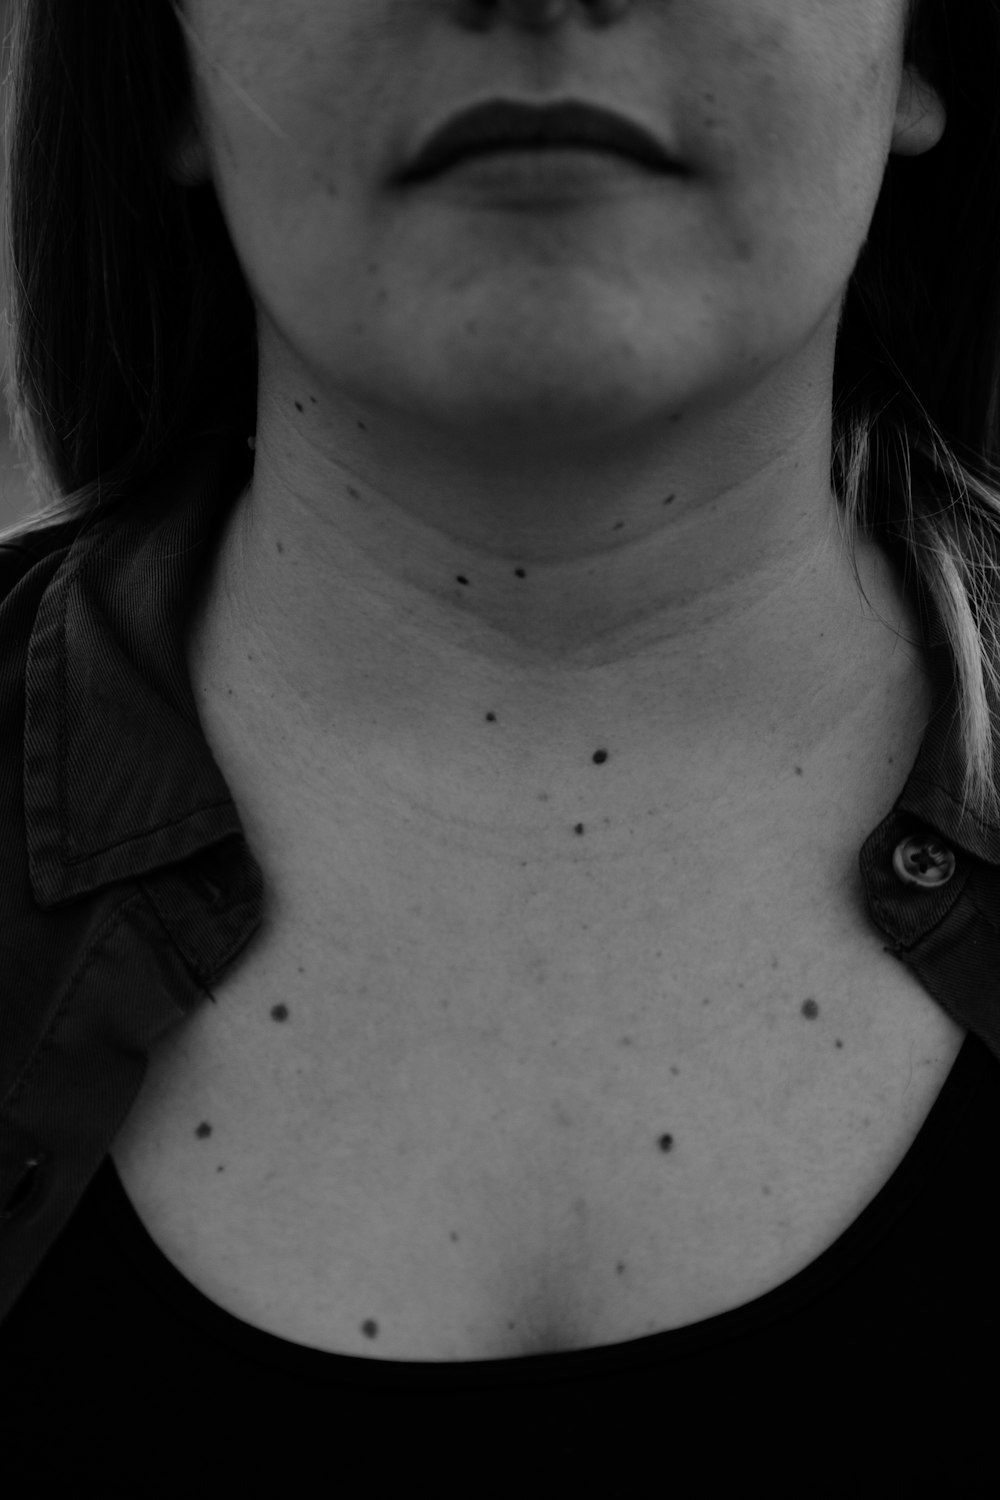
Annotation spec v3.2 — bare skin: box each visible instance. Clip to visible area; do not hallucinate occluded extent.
[107,1,969,1361]
[165,0,946,842]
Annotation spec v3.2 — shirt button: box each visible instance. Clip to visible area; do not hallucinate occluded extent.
[0,1153,47,1222]
[892,834,957,889]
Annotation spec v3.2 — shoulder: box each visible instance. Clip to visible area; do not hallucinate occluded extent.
[0,519,90,609]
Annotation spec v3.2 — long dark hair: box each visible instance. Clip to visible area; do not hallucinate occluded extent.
[0,0,257,530]
[2,0,1000,825]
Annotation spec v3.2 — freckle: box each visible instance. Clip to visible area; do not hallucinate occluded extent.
[361,1319,379,1340]
[593,749,609,764]
[613,521,625,531]
[276,539,284,555]
[761,1183,772,1197]
[271,1004,290,1022]
[294,400,304,413]
[619,1035,633,1047]
[195,1122,212,1139]
[663,493,676,506]
[514,568,527,579]
[615,1260,626,1276]
[450,1231,460,1243]
[456,575,469,586]
[574,823,585,836]
[835,1038,844,1049]
[657,1133,674,1152]
[310,395,318,404]
[347,486,360,499]
[669,1064,679,1076]
[357,420,368,432]
[486,712,497,722]
[794,765,803,776]
[802,998,819,1020]
[216,1164,225,1173]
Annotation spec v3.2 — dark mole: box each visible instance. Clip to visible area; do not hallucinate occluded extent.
[486,712,497,722]
[664,493,676,505]
[613,521,625,531]
[271,1004,290,1022]
[361,1319,379,1340]
[456,576,469,586]
[593,749,609,764]
[794,765,804,776]
[657,1133,674,1152]
[276,539,284,555]
[310,396,318,404]
[574,823,586,836]
[515,568,527,579]
[294,400,304,413]
[195,1122,212,1139]
[801,998,819,1020]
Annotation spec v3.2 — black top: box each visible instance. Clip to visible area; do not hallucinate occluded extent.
[0,426,998,1493]
[1,1031,997,1493]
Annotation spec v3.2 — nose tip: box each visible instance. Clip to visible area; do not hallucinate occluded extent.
[454,0,632,29]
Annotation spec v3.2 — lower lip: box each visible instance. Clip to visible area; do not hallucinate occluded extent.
[408,146,681,204]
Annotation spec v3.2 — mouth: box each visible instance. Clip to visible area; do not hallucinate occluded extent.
[397,98,685,186]
[403,144,682,207]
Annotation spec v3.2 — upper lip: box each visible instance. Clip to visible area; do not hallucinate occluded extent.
[397,99,683,183]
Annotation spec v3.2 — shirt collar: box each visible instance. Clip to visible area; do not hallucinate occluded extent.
[24,427,255,909]
[20,435,1000,910]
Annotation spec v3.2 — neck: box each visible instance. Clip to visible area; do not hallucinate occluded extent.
[187,454,929,859]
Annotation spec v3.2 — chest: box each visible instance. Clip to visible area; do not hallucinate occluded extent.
[110,861,965,1362]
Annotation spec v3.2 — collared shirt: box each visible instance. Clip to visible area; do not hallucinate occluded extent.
[0,424,999,1489]
[0,426,265,1317]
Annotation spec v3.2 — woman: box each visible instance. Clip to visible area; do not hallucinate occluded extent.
[0,0,998,1491]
